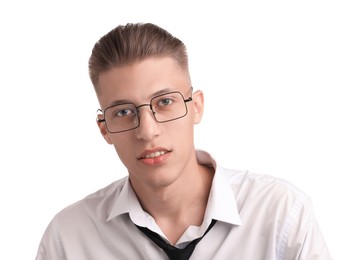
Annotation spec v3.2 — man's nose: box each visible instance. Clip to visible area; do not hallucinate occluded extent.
[135,107,161,140]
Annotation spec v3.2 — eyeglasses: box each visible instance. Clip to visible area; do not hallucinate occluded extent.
[97,89,193,133]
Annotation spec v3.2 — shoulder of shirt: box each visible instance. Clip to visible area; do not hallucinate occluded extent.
[83,177,128,200]
[221,167,310,202]
[54,176,128,217]
[198,150,308,201]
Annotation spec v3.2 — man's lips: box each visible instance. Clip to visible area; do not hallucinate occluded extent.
[137,148,171,160]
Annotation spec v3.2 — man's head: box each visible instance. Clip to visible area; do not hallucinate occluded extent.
[88,23,205,190]
[88,23,190,94]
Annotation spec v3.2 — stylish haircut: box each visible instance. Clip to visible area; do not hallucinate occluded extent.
[88,23,189,92]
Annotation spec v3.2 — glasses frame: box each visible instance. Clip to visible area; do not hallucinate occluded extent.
[97,89,193,133]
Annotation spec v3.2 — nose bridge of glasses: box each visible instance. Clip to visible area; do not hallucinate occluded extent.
[136,103,154,111]
[136,103,157,118]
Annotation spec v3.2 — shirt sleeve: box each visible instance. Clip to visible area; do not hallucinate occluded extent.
[35,217,66,260]
[282,197,332,260]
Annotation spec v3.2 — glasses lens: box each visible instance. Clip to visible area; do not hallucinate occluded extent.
[151,92,188,122]
[104,103,138,132]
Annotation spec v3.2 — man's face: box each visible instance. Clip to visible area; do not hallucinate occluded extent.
[96,57,204,189]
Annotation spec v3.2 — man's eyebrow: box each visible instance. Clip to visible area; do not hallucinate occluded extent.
[151,87,175,97]
[107,99,134,108]
[106,88,177,108]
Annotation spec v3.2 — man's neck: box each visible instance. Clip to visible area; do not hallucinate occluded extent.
[130,163,214,244]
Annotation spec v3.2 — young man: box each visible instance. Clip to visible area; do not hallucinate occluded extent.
[36,23,332,260]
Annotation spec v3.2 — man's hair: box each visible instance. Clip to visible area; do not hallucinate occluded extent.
[88,23,189,92]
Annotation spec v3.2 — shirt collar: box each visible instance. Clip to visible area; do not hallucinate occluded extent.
[197,150,242,226]
[107,177,145,222]
[107,150,242,227]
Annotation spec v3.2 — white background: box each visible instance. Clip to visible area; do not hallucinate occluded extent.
[1,1,359,259]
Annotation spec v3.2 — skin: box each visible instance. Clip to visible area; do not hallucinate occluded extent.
[96,57,214,244]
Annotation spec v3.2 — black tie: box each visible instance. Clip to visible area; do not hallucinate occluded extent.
[135,219,217,260]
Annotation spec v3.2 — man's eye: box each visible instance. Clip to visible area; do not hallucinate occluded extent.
[115,108,135,117]
[158,98,173,106]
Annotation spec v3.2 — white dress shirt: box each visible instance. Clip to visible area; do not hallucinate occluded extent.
[36,151,332,259]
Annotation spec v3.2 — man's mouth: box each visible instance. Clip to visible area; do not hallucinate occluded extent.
[138,149,171,165]
[143,151,167,159]
[138,149,170,160]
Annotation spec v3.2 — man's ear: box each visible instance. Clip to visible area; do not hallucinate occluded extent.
[97,115,113,144]
[192,90,205,124]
